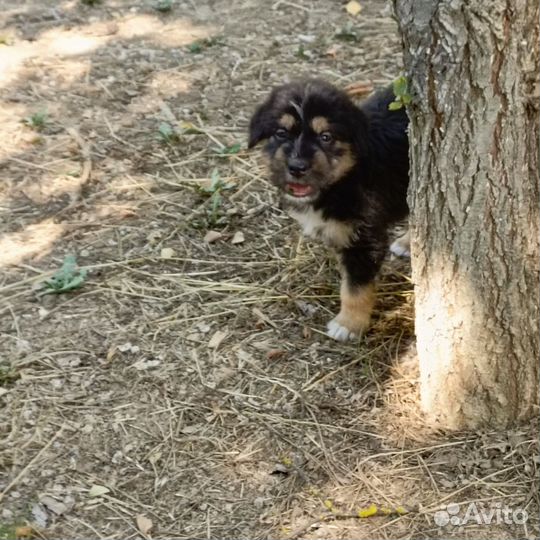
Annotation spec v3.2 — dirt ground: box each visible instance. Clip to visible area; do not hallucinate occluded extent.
[0,1,538,539]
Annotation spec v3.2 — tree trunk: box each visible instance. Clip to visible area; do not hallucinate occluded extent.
[393,0,539,429]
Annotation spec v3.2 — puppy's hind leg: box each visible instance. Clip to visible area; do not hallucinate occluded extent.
[390,229,410,258]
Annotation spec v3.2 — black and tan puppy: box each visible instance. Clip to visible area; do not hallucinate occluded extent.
[248,79,409,341]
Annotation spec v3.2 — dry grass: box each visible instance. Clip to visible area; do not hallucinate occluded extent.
[0,0,538,539]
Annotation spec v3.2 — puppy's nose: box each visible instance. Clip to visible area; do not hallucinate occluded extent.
[288,159,308,177]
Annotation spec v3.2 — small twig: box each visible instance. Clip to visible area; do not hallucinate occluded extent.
[302,342,387,392]
[0,424,65,503]
[284,506,413,540]
[56,127,92,215]
[103,116,139,149]
[272,0,310,11]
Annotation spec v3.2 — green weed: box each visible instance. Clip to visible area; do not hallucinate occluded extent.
[214,143,241,156]
[40,255,88,296]
[199,169,235,226]
[187,37,224,53]
[24,112,47,130]
[154,0,173,12]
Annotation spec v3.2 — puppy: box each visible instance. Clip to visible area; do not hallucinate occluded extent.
[248,79,409,341]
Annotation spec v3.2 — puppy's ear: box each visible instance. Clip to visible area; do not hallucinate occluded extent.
[248,101,274,148]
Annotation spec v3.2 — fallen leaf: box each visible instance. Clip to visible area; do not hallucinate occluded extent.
[15,526,36,539]
[106,346,117,362]
[252,307,277,328]
[325,44,341,58]
[231,231,245,244]
[136,514,153,535]
[182,424,201,434]
[160,247,176,259]
[204,230,223,243]
[345,80,374,97]
[88,484,110,498]
[346,0,362,16]
[148,449,162,466]
[132,359,161,370]
[39,495,67,515]
[266,349,285,360]
[208,330,227,349]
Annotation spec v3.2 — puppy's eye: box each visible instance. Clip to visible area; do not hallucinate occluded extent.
[275,128,288,140]
[319,132,333,143]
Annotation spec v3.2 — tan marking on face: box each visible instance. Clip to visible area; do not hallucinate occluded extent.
[311,148,330,176]
[330,142,356,183]
[273,145,286,165]
[278,113,296,130]
[334,281,375,334]
[310,116,330,134]
[268,145,287,182]
[258,151,271,169]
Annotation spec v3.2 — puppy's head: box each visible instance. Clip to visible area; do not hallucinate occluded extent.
[248,79,368,205]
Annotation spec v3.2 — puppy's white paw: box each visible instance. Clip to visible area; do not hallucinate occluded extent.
[390,240,410,257]
[327,319,358,342]
[390,233,410,258]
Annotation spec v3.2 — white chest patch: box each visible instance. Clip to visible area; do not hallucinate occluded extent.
[288,207,354,248]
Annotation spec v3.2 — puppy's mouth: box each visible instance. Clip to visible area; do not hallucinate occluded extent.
[285,182,315,198]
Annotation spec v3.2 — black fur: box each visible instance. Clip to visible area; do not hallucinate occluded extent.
[249,79,409,335]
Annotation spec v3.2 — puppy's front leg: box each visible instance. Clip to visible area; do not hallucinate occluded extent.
[327,241,385,341]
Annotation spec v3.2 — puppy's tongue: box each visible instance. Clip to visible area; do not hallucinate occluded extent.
[286,183,313,197]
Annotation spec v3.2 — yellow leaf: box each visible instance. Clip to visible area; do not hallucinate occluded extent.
[358,504,378,518]
[346,0,362,16]
[15,527,36,539]
[395,505,409,515]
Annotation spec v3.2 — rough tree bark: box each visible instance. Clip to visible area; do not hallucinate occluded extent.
[393,0,539,429]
